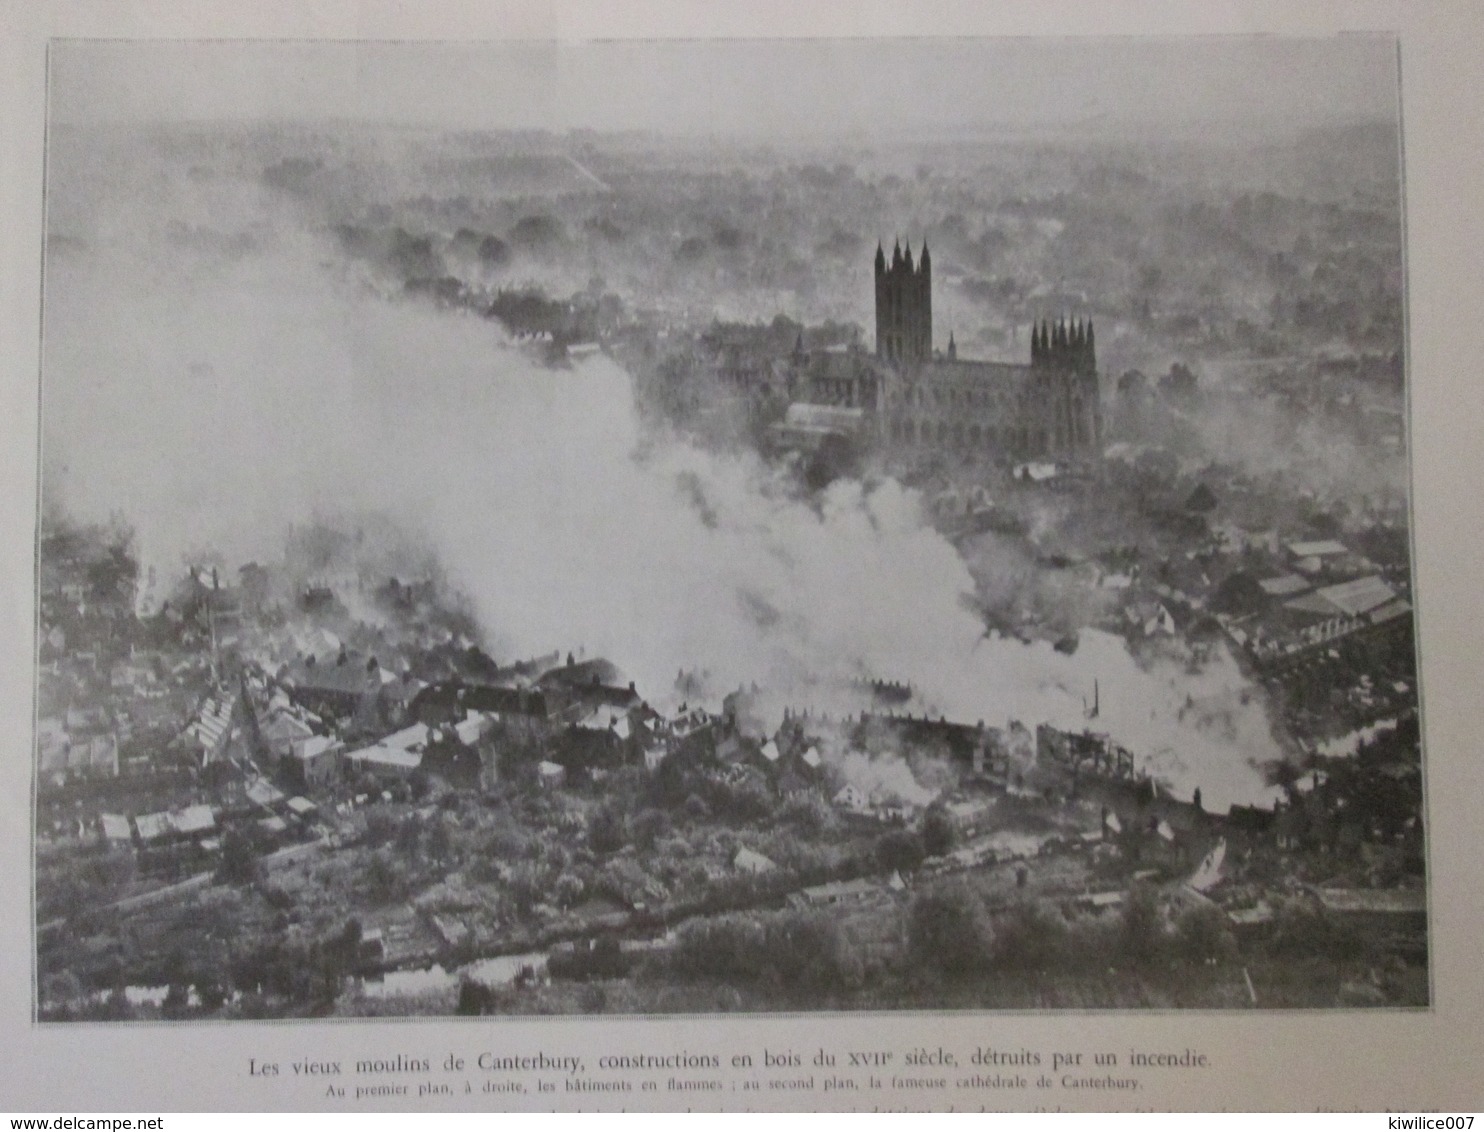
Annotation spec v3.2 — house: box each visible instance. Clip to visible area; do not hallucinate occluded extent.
[343,742,422,781]
[258,709,315,761]
[170,805,217,838]
[290,734,343,789]
[39,722,120,788]
[284,652,398,731]
[1259,573,1311,599]
[99,813,132,844]
[380,722,433,751]
[943,796,997,838]
[792,876,881,908]
[258,815,289,838]
[134,812,173,844]
[537,760,567,790]
[245,779,286,810]
[427,683,566,743]
[733,847,777,875]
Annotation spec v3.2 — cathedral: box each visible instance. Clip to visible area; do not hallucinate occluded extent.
[787,241,1103,463]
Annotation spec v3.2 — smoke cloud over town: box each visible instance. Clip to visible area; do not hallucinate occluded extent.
[44,155,1282,809]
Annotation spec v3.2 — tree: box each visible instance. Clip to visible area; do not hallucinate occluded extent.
[631,808,671,851]
[1270,896,1362,960]
[909,885,993,976]
[922,806,957,857]
[219,828,264,886]
[478,235,511,267]
[588,806,627,855]
[1159,362,1198,398]
[1174,902,1236,963]
[1120,883,1166,964]
[994,899,1069,971]
[876,830,926,874]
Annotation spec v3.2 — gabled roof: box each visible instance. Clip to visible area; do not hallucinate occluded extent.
[381,723,431,751]
[344,743,422,771]
[1369,598,1413,625]
[135,812,172,841]
[1315,575,1397,618]
[1258,574,1310,597]
[99,813,132,841]
[1284,592,1346,618]
[1288,539,1348,558]
[246,780,286,808]
[294,735,339,760]
[171,805,216,836]
[287,656,379,697]
[260,711,314,744]
[733,847,777,873]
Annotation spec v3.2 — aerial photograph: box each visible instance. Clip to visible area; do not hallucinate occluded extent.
[32,37,1424,1020]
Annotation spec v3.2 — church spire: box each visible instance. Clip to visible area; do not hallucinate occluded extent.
[919,241,931,273]
[903,239,914,272]
[875,241,886,273]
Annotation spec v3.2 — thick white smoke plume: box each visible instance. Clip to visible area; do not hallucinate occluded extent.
[43,141,1285,810]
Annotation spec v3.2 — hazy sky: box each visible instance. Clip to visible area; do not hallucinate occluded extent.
[50,36,1398,134]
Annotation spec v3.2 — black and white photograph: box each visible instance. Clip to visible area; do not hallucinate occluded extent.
[31,34,1426,1023]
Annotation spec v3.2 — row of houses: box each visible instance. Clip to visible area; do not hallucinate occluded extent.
[98,803,217,849]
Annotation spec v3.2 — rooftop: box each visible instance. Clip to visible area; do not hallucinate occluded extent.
[1288,539,1349,558]
[344,744,423,771]
[1315,575,1398,618]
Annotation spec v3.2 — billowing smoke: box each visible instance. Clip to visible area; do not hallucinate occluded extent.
[831,749,942,807]
[42,135,1287,811]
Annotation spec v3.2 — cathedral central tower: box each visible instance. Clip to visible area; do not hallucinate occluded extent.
[875,239,932,366]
